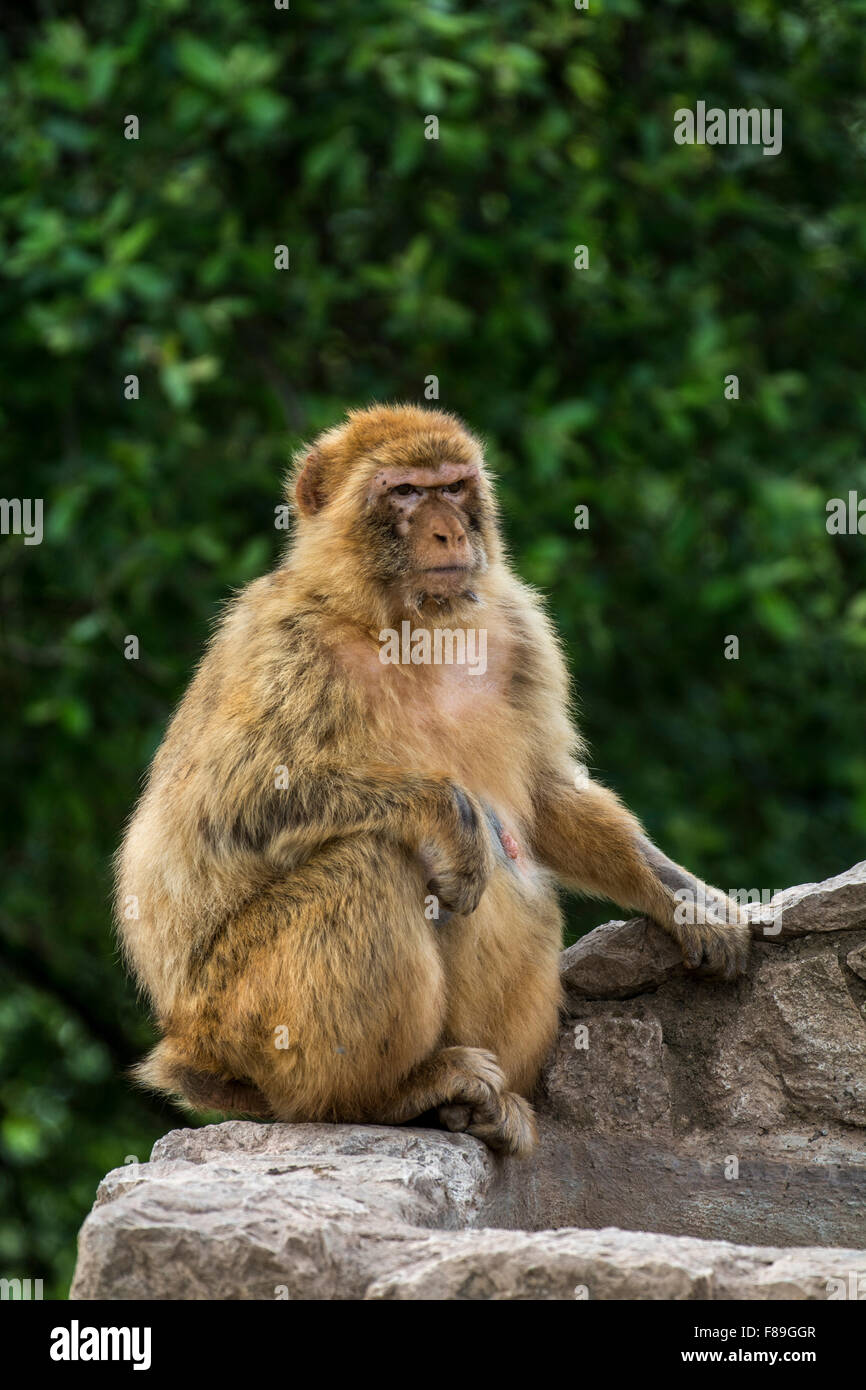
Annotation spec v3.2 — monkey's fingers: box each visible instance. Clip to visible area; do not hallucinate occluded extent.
[681,916,751,981]
[426,867,487,918]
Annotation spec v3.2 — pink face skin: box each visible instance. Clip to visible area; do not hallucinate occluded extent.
[367,463,483,597]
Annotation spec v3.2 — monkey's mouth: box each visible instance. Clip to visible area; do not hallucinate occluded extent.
[408,566,477,607]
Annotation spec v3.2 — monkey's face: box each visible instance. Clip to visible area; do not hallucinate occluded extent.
[291,408,502,621]
[363,462,490,606]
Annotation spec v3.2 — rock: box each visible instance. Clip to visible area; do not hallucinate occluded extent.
[547,1013,673,1136]
[752,953,866,1125]
[747,860,866,939]
[366,1227,866,1301]
[71,861,866,1300]
[71,1121,866,1302]
[560,917,683,999]
[498,865,866,1249]
[71,1125,494,1301]
[847,943,866,982]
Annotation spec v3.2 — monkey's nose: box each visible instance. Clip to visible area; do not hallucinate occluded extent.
[432,525,468,551]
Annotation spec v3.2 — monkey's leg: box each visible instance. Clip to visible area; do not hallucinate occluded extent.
[531,776,750,980]
[174,836,448,1127]
[369,1045,537,1158]
[433,869,564,1098]
[159,836,534,1155]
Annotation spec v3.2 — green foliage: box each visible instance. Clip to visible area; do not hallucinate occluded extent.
[2,0,865,1294]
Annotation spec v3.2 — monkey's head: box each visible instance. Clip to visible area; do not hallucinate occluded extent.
[288,405,503,623]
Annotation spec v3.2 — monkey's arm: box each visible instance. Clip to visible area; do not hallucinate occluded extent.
[219,766,495,917]
[529,775,750,978]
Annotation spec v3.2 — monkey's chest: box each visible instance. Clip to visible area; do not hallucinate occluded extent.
[335,631,535,844]
[370,664,535,841]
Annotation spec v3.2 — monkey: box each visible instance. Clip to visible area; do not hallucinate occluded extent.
[117,403,750,1157]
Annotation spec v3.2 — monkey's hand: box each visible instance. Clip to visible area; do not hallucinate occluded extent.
[423,784,496,918]
[675,887,752,980]
[635,836,751,979]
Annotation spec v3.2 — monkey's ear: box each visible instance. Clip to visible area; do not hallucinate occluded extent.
[294,448,327,517]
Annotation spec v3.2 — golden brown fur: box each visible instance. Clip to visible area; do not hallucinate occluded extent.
[117,403,749,1156]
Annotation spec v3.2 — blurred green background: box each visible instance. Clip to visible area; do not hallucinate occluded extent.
[2,0,866,1296]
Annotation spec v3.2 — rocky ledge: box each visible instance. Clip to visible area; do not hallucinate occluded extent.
[71,863,866,1300]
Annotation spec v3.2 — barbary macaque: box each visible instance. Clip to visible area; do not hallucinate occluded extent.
[117,404,750,1155]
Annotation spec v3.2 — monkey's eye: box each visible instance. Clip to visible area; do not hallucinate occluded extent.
[442,481,465,495]
[392,484,417,497]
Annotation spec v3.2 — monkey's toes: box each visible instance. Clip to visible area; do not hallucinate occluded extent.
[433,1046,508,1136]
[439,1045,506,1101]
[438,1102,473,1133]
[465,1091,538,1159]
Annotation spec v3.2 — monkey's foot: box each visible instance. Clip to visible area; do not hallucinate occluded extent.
[434,1048,537,1157]
[678,904,751,981]
[433,1045,505,1108]
[439,1090,537,1158]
